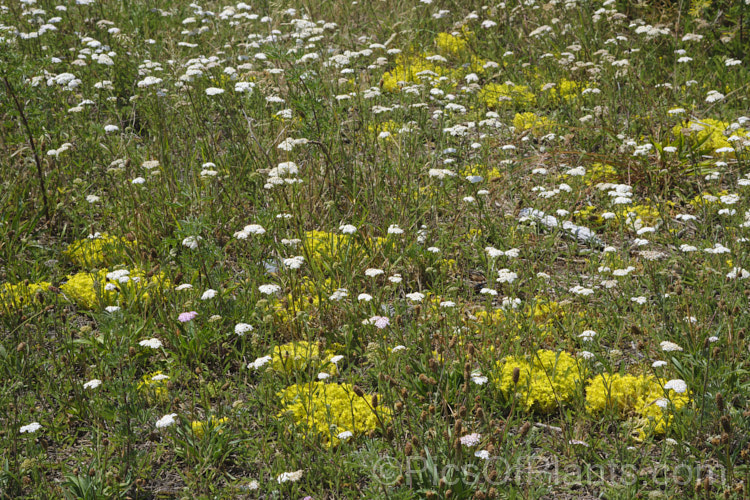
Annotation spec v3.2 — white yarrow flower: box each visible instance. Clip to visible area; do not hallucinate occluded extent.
[235,323,253,335]
[664,379,688,393]
[276,470,304,484]
[337,430,353,440]
[259,284,281,295]
[20,422,42,434]
[579,330,597,341]
[249,355,272,370]
[83,379,102,389]
[155,413,178,428]
[283,256,305,269]
[139,338,163,349]
[660,341,683,352]
[182,236,202,249]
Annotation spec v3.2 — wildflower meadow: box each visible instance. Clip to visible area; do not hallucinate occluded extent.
[2,0,750,498]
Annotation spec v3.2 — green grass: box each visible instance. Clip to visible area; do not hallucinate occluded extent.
[2,0,750,498]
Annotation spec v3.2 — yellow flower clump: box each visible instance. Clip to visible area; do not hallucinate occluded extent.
[528,298,566,324]
[545,78,582,102]
[585,163,619,186]
[60,268,169,309]
[303,230,361,263]
[269,341,340,375]
[191,416,228,438]
[480,84,536,108]
[64,233,135,268]
[672,118,745,154]
[277,381,389,446]
[688,0,711,16]
[381,55,449,92]
[0,281,51,311]
[586,373,690,438]
[573,205,605,226]
[617,203,663,227]
[137,371,169,403]
[495,350,581,413]
[472,298,566,339]
[368,120,410,142]
[460,164,502,182]
[435,32,468,55]
[689,190,730,209]
[512,112,553,134]
[472,308,510,325]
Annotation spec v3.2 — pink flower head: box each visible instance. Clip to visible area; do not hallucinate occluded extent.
[369,316,390,329]
[459,433,482,447]
[178,311,198,323]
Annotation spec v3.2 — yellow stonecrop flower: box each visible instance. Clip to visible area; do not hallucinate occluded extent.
[673,118,745,153]
[585,373,690,438]
[460,164,502,182]
[436,258,458,273]
[585,163,619,186]
[381,55,448,92]
[495,350,581,413]
[0,281,51,311]
[277,381,389,447]
[689,190,730,209]
[472,307,509,325]
[64,234,135,268]
[269,340,340,375]
[137,371,169,403]
[525,298,565,324]
[573,205,605,226]
[617,203,662,227]
[209,74,231,87]
[367,120,405,141]
[544,78,582,102]
[466,54,488,75]
[480,83,536,108]
[191,416,228,438]
[688,0,712,17]
[60,268,169,309]
[512,112,553,133]
[472,298,567,340]
[528,298,565,324]
[435,32,468,55]
[303,230,360,263]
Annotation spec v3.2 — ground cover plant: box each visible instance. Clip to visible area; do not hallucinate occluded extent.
[2,0,750,498]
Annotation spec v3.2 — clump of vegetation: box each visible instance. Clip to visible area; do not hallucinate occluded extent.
[277,382,389,447]
[0,280,50,312]
[586,373,691,438]
[494,350,582,413]
[60,268,169,309]
[64,233,135,268]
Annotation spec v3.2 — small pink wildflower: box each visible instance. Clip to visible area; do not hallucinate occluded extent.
[459,433,482,447]
[373,316,390,329]
[178,311,198,323]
